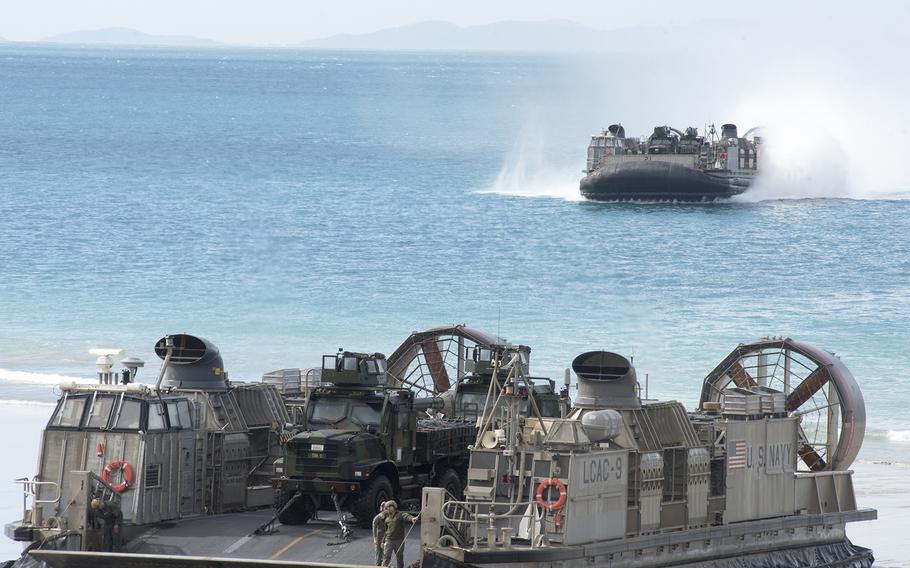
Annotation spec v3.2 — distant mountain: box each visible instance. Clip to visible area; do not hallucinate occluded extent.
[300,20,600,52]
[298,18,762,53]
[42,27,221,47]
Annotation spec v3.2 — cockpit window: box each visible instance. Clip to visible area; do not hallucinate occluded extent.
[176,401,192,429]
[51,396,87,428]
[84,393,116,429]
[166,402,182,428]
[350,402,381,426]
[165,400,192,429]
[309,398,348,424]
[148,402,167,431]
[114,399,142,430]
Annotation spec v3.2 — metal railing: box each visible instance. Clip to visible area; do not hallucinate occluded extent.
[441,498,540,550]
[14,477,61,528]
[86,471,122,506]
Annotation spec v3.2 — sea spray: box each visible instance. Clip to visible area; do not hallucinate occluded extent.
[478,118,582,201]
[730,74,910,201]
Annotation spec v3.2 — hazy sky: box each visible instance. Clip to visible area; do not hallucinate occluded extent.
[0,0,889,44]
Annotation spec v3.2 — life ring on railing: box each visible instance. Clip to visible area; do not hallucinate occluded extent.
[101,460,134,492]
[718,152,728,162]
[535,478,567,512]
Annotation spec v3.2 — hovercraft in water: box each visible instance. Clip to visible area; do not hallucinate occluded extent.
[580,123,761,201]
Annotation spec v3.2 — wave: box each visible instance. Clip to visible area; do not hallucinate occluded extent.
[0,368,91,385]
[886,430,910,443]
[861,428,910,444]
[0,399,56,407]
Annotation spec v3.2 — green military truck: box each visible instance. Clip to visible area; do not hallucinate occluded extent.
[273,351,474,527]
[450,343,571,420]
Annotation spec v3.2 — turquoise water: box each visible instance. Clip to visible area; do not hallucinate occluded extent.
[0,42,907,563]
[1,44,908,425]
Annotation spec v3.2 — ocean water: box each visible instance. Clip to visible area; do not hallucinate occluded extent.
[0,45,907,564]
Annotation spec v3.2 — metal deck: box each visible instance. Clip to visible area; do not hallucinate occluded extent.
[26,511,422,568]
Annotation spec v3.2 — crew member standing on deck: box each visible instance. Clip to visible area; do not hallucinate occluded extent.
[372,502,389,566]
[382,501,417,568]
[90,498,123,552]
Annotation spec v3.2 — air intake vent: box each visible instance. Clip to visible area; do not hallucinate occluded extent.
[572,351,640,409]
[145,464,161,488]
[154,334,227,391]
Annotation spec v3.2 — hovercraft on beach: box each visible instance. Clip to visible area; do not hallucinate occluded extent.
[580,123,761,201]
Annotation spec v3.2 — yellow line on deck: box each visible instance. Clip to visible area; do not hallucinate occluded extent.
[270,527,324,559]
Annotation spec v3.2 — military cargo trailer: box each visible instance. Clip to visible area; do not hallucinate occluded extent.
[273,351,475,528]
[7,334,289,553]
[419,342,876,568]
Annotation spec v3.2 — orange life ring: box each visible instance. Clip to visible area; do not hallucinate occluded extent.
[102,460,134,492]
[719,152,728,161]
[535,478,567,512]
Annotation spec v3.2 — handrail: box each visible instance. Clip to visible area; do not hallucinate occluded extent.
[15,477,61,505]
[15,477,61,529]
[442,498,537,524]
[441,498,540,549]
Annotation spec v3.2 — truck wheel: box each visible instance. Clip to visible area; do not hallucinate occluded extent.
[353,474,393,528]
[275,491,314,525]
[434,468,463,500]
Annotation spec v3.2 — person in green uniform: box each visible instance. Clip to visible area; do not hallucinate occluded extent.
[372,502,389,566]
[381,501,417,568]
[90,498,123,552]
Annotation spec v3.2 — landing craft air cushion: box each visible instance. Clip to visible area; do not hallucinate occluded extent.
[419,338,876,568]
[580,123,761,201]
[4,325,566,567]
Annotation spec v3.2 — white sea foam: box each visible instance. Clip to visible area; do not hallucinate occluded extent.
[864,428,910,442]
[0,399,56,407]
[886,430,910,443]
[479,163,582,201]
[0,368,90,385]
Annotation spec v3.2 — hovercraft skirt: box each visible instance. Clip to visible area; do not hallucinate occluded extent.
[580,160,751,202]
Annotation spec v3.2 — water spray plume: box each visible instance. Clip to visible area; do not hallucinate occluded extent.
[479,118,582,201]
[732,79,910,201]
